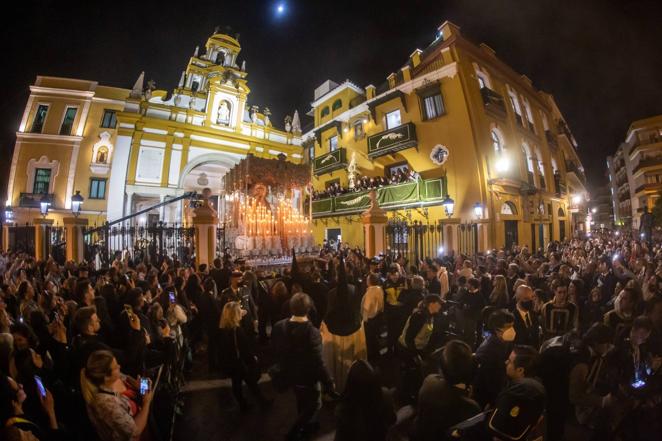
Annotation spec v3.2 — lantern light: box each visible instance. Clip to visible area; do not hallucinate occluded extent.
[39,195,50,218]
[473,202,484,219]
[442,196,455,218]
[71,191,84,217]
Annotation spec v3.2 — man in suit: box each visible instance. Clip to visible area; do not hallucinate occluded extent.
[512,285,541,348]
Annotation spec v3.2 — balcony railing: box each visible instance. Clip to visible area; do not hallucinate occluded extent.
[480,87,507,118]
[312,178,446,217]
[367,122,417,159]
[313,148,347,176]
[634,182,662,194]
[19,193,54,208]
[632,156,662,175]
[565,160,586,184]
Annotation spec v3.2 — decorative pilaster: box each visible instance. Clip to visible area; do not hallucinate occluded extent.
[361,191,388,258]
[63,217,88,263]
[192,189,218,267]
[33,218,54,261]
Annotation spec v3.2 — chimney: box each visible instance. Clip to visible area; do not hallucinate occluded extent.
[366,84,376,99]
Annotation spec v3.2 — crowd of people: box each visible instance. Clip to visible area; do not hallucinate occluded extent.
[0,229,661,441]
[312,169,420,200]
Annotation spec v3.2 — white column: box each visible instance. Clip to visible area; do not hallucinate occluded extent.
[107,134,132,222]
[159,195,166,221]
[65,142,81,209]
[124,192,134,223]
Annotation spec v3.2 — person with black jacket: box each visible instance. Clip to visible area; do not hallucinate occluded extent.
[272,293,335,441]
[320,253,366,392]
[217,301,270,411]
[219,271,257,339]
[334,360,395,441]
[473,309,516,409]
[512,285,541,348]
[412,339,480,441]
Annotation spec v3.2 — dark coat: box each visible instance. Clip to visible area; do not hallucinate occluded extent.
[325,283,362,336]
[271,319,332,388]
[413,374,481,441]
[216,326,258,377]
[334,388,396,441]
[512,307,541,348]
[473,334,510,408]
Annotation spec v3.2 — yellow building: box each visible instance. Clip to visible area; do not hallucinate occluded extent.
[5,29,303,231]
[305,21,587,255]
[607,114,662,228]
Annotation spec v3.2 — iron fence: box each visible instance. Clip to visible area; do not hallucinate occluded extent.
[385,218,445,263]
[5,224,65,264]
[84,222,195,265]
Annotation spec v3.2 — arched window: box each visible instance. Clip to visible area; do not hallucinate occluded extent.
[501,201,517,215]
[558,207,566,217]
[491,129,503,152]
[522,143,535,185]
[332,99,342,111]
[320,106,330,118]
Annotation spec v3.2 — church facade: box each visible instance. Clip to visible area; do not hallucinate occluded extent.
[5,30,303,228]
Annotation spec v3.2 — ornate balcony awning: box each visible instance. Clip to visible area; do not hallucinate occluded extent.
[367,122,417,159]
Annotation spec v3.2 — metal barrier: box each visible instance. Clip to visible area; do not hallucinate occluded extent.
[385,217,445,263]
[5,224,65,263]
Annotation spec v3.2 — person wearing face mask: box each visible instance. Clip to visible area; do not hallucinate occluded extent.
[473,309,516,409]
[512,285,541,348]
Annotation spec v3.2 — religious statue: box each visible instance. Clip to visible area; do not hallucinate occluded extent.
[284,115,292,133]
[241,60,246,71]
[347,152,358,189]
[96,148,108,164]
[263,107,272,127]
[251,183,271,211]
[250,105,259,123]
[217,101,230,125]
[292,110,301,133]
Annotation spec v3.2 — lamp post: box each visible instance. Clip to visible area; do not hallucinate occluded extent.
[71,191,84,217]
[473,202,484,220]
[3,205,13,224]
[442,196,454,218]
[39,195,50,218]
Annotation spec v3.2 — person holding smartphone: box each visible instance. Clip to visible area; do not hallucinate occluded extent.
[81,350,154,441]
[0,374,59,441]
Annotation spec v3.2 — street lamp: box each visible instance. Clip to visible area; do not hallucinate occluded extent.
[39,195,50,218]
[3,205,13,223]
[442,196,455,218]
[71,191,84,217]
[473,202,484,219]
[591,207,597,214]
[572,194,582,205]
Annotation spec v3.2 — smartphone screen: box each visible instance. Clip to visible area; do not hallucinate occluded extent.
[139,378,149,395]
[34,375,46,397]
[632,379,646,389]
[168,292,176,303]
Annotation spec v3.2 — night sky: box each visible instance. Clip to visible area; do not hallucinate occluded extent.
[3,0,662,202]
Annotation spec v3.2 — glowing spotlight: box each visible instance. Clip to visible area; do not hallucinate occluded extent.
[276,3,285,14]
[438,246,444,255]
[572,194,582,204]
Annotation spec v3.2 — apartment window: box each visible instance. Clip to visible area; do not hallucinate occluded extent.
[31,105,49,133]
[387,162,409,177]
[33,168,51,194]
[191,81,199,92]
[491,129,503,152]
[89,178,107,199]
[421,92,444,120]
[328,135,338,152]
[59,107,77,135]
[308,145,315,161]
[385,109,401,129]
[332,99,342,111]
[320,106,330,118]
[353,121,365,140]
[101,109,117,128]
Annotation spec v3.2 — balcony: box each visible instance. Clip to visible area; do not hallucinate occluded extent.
[630,134,662,156]
[367,122,417,159]
[634,182,662,195]
[312,178,446,217]
[565,160,586,184]
[19,193,54,208]
[632,156,662,175]
[480,87,507,118]
[313,147,347,176]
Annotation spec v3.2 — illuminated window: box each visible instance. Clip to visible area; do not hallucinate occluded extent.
[385,110,401,129]
[31,105,49,133]
[421,92,444,120]
[59,107,77,135]
[491,130,503,152]
[33,168,51,194]
[328,135,338,152]
[101,110,117,128]
[89,178,107,199]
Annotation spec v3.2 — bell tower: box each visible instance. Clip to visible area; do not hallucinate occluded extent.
[177,27,250,131]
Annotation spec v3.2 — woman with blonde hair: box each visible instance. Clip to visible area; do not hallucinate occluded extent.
[217,301,270,411]
[489,275,509,308]
[81,349,154,441]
